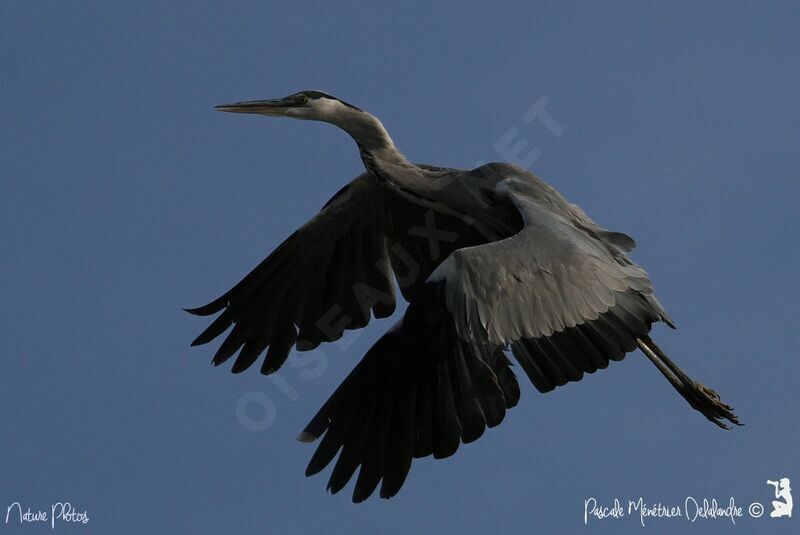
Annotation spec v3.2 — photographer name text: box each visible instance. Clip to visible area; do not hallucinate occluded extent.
[584,496,744,526]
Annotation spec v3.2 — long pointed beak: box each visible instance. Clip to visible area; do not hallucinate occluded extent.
[215,98,292,115]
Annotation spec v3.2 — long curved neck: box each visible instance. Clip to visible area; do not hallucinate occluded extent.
[328,108,415,179]
[324,103,509,239]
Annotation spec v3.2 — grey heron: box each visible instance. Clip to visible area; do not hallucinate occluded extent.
[187,90,740,502]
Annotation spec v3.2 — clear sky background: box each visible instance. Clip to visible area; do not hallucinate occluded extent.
[2,2,799,534]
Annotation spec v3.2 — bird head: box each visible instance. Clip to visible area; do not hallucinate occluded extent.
[215,90,397,152]
[215,90,362,123]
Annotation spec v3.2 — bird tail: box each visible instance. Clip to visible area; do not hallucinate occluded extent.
[637,335,742,429]
[297,303,520,502]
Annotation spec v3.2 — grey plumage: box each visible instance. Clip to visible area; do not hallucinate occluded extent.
[188,90,741,502]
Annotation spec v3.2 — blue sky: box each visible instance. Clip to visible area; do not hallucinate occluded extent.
[2,2,799,533]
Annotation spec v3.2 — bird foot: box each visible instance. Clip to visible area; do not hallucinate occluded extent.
[637,336,743,430]
[679,381,742,430]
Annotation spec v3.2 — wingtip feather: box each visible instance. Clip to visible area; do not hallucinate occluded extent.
[297,431,317,443]
[183,296,228,316]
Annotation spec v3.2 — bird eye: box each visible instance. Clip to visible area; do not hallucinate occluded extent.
[298,95,309,104]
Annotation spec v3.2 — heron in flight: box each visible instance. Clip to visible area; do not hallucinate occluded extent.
[187,90,740,502]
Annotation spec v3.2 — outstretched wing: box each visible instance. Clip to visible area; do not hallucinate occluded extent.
[297,168,674,500]
[428,176,674,392]
[297,167,740,501]
[187,173,397,374]
[299,314,520,502]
